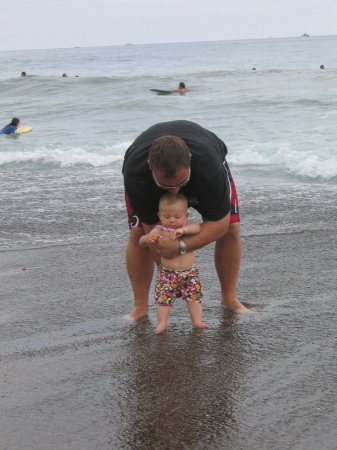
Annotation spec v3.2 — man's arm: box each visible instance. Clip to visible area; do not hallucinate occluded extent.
[156,213,230,258]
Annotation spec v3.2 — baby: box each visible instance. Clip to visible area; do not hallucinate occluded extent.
[139,193,208,333]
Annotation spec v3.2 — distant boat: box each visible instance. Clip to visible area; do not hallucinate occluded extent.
[301,33,309,37]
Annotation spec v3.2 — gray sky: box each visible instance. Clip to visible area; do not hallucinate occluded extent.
[1,0,336,51]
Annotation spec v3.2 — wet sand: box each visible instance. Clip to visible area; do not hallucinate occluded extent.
[1,225,336,449]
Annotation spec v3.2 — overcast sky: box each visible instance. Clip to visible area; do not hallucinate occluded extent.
[1,0,336,51]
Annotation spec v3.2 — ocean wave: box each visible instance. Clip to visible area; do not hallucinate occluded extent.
[230,146,337,181]
[0,143,129,168]
[0,69,292,85]
[291,98,337,107]
[2,139,336,181]
[285,154,337,180]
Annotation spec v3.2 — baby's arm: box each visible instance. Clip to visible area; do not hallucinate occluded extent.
[172,221,201,239]
[139,228,162,247]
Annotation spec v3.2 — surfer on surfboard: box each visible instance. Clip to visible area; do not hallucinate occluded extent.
[0,118,20,134]
[171,81,188,92]
[150,82,189,95]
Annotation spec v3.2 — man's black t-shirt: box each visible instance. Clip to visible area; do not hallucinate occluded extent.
[122,120,231,225]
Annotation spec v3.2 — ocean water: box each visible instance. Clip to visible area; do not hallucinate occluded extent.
[1,35,337,249]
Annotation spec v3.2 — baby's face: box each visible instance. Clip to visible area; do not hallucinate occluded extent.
[158,200,188,229]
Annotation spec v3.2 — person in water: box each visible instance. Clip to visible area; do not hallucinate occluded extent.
[172,82,187,92]
[0,118,20,134]
[21,72,26,77]
[139,193,208,333]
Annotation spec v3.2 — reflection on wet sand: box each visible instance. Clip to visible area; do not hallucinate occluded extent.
[115,311,246,448]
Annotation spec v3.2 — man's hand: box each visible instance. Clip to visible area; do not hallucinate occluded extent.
[157,234,180,259]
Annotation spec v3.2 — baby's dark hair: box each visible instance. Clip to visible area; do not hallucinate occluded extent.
[159,192,188,210]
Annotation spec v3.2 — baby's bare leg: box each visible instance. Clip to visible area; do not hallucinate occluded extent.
[155,305,171,333]
[187,301,209,329]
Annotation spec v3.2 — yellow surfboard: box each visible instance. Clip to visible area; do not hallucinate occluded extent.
[15,126,33,134]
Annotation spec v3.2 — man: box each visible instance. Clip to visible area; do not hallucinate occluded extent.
[123,120,254,320]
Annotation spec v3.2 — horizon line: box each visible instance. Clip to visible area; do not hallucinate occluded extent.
[1,34,336,53]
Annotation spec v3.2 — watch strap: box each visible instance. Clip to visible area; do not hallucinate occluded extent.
[179,238,187,254]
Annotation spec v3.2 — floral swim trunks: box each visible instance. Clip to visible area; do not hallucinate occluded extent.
[155,265,202,306]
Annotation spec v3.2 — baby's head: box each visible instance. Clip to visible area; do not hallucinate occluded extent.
[158,193,189,228]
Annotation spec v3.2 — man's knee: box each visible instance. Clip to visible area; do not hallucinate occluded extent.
[228,221,240,234]
[225,222,240,239]
[223,222,240,242]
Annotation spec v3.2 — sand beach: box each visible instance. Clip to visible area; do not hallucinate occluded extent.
[1,181,336,449]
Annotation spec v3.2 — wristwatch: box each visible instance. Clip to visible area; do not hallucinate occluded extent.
[178,238,187,255]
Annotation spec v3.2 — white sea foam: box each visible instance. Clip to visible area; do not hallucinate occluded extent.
[230,147,273,165]
[229,144,337,180]
[0,142,131,168]
[3,139,335,180]
[285,154,337,180]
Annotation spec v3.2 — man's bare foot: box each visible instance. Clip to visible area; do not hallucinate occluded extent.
[123,306,149,321]
[221,297,256,313]
[155,323,168,333]
[192,322,209,329]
